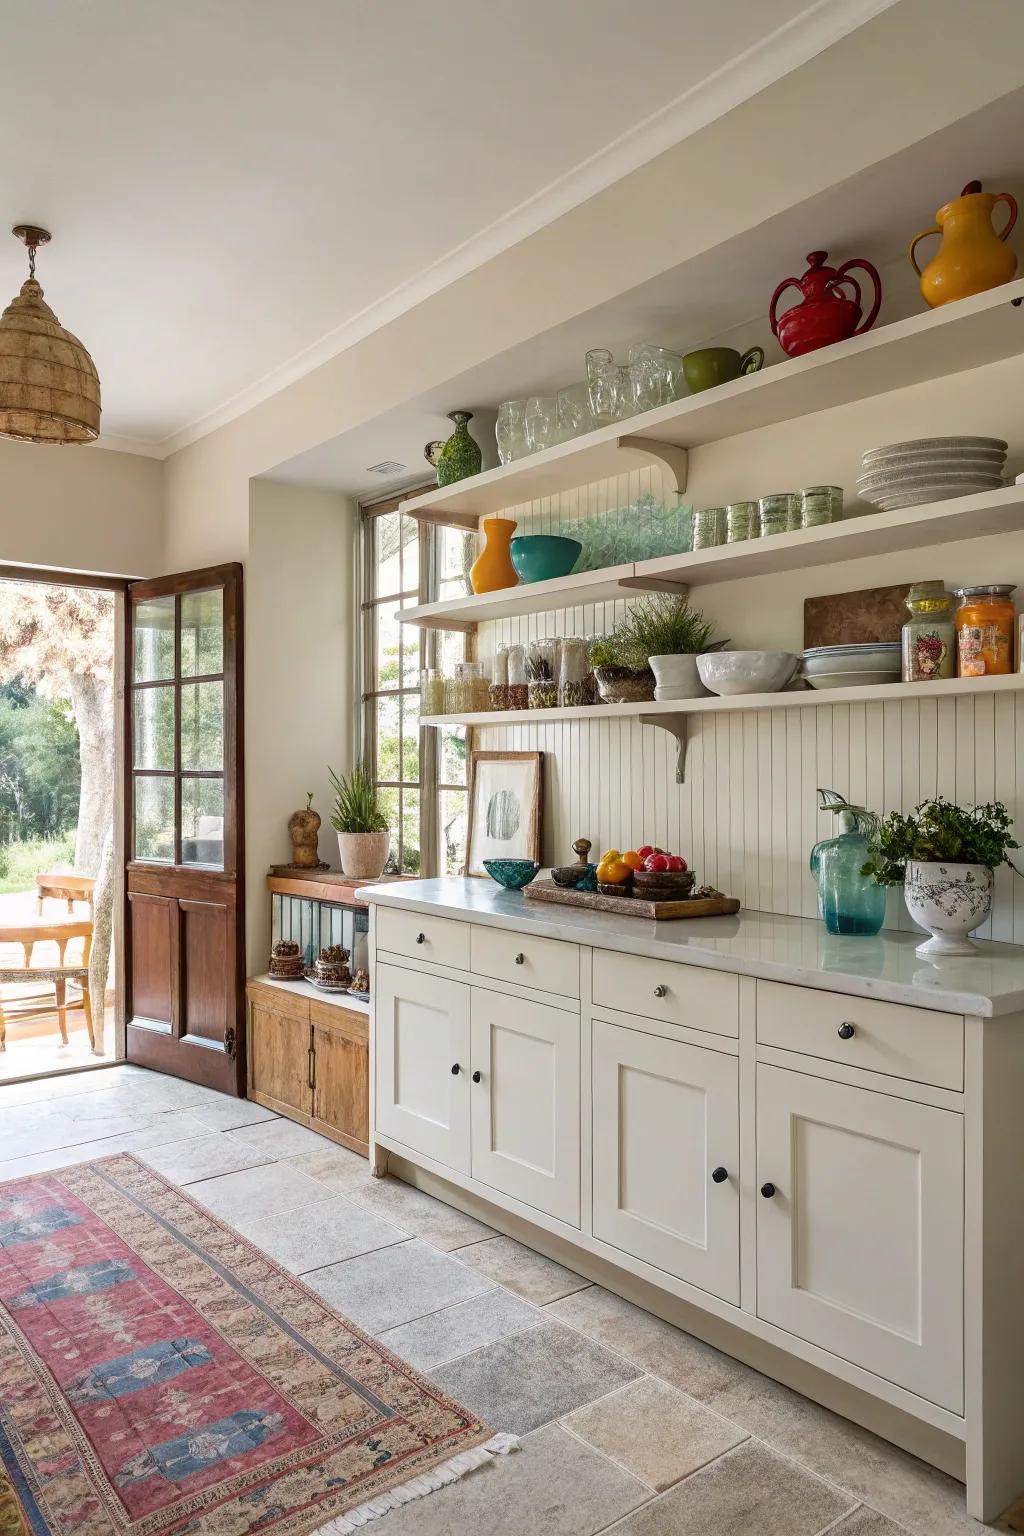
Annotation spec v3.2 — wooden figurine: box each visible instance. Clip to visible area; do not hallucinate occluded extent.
[287,792,328,869]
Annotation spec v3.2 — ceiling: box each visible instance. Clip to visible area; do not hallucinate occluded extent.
[0,0,892,452]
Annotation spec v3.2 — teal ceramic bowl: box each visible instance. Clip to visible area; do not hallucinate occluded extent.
[483,859,540,890]
[510,535,582,584]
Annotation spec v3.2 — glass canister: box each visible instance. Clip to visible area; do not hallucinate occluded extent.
[901,582,955,682]
[800,485,841,528]
[527,638,558,708]
[725,501,758,542]
[692,506,726,549]
[507,643,528,709]
[558,636,591,707]
[759,492,797,536]
[421,669,445,716]
[488,645,510,711]
[954,584,1017,677]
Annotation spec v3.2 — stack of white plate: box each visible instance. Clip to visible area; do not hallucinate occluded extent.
[856,436,1006,511]
[802,643,901,690]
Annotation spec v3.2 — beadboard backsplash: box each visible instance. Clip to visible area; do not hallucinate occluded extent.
[472,378,1024,939]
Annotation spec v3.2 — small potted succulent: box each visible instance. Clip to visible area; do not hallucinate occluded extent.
[589,635,655,704]
[612,595,721,701]
[862,797,1020,956]
[328,765,390,879]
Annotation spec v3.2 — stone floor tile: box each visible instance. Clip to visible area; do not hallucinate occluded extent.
[456,1233,590,1303]
[346,1175,497,1250]
[608,1440,854,1536]
[378,1422,648,1536]
[430,1320,640,1437]
[303,1238,493,1332]
[562,1375,747,1491]
[182,1100,279,1134]
[546,1287,978,1536]
[187,1159,332,1223]
[830,1510,919,1535]
[227,1194,406,1272]
[378,1287,541,1371]
[228,1117,334,1158]
[136,1132,271,1184]
[286,1143,372,1190]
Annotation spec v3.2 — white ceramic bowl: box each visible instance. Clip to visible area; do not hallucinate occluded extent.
[802,643,900,677]
[696,651,799,696]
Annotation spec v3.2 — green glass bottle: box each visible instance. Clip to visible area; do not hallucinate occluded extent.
[810,788,886,936]
[435,410,482,487]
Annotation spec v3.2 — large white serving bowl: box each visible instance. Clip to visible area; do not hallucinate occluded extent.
[696,650,799,696]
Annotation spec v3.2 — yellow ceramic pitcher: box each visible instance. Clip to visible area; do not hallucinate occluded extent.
[909,181,1018,308]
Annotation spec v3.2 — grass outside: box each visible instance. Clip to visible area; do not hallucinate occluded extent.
[0,833,77,895]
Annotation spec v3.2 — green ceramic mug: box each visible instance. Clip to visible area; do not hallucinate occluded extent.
[683,345,764,394]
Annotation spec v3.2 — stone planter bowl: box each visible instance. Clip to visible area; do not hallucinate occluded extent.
[336,830,390,880]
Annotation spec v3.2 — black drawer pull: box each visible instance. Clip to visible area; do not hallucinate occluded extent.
[760,1182,777,1199]
[416,932,426,945]
[837,1022,855,1040]
[451,1063,461,1075]
[654,984,668,998]
[472,1070,482,1083]
[514,952,525,965]
[711,1166,728,1184]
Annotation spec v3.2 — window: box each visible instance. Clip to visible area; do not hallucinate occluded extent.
[361,498,473,875]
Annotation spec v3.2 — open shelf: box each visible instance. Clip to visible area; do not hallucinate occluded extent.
[400,484,1024,629]
[423,671,1024,729]
[398,277,1024,525]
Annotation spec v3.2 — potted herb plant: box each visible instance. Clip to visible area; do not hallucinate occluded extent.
[328,765,390,879]
[612,595,720,701]
[862,797,1020,956]
[589,634,655,704]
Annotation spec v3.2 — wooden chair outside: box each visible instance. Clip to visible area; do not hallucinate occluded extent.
[0,919,94,1051]
[35,872,95,920]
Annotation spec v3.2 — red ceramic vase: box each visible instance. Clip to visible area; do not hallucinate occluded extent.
[769,250,882,358]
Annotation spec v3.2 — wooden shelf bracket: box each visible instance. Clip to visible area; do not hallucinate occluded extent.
[617,437,688,496]
[640,711,689,782]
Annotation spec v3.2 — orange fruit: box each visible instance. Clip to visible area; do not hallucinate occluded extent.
[621,850,645,871]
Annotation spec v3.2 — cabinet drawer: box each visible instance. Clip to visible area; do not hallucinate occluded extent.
[756,980,963,1091]
[471,924,579,999]
[376,906,470,970]
[592,950,738,1037]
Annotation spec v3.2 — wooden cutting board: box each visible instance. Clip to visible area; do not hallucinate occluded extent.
[525,881,740,921]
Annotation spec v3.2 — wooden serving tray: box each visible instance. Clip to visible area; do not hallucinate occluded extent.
[525,881,740,921]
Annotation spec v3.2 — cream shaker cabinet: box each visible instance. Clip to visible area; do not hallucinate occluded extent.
[374,962,471,1173]
[755,1062,965,1414]
[592,1014,740,1303]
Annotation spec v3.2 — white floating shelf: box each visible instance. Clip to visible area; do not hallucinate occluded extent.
[399,277,1024,524]
[401,485,1024,629]
[423,671,1024,729]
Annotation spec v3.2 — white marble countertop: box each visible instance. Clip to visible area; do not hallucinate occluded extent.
[360,877,1024,1018]
[250,973,369,1015]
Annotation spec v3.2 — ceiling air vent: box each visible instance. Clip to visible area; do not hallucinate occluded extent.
[366,460,406,475]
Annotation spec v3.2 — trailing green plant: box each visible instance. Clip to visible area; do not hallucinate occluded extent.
[861,797,1020,887]
[588,637,618,669]
[328,765,389,835]
[609,595,718,672]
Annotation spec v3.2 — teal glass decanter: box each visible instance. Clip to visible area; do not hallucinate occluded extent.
[810,788,887,936]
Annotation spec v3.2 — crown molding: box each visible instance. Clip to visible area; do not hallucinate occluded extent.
[139,0,895,460]
[94,432,164,459]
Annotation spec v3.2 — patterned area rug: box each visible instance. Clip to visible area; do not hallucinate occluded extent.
[0,1154,513,1536]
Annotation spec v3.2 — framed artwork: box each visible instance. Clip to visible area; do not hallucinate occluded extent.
[465,750,543,877]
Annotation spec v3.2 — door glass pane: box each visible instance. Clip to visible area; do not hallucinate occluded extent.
[181,588,224,677]
[133,685,174,770]
[182,777,224,867]
[133,595,175,682]
[400,696,420,782]
[134,776,175,861]
[180,681,223,770]
[376,695,400,782]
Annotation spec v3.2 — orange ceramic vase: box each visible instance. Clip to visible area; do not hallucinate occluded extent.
[910,187,1018,308]
[470,517,519,593]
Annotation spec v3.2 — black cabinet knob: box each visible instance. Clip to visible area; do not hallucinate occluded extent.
[711,1166,728,1184]
[472,1070,482,1083]
[760,1182,777,1199]
[654,984,668,998]
[514,953,525,965]
[416,932,426,944]
[451,1063,461,1075]
[838,1022,855,1040]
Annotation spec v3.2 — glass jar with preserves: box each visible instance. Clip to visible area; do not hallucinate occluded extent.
[901,582,955,682]
[954,585,1017,677]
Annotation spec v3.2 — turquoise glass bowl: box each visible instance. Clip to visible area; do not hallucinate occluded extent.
[510,535,581,583]
[483,859,540,890]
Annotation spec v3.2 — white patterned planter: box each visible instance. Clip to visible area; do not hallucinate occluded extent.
[904,859,993,957]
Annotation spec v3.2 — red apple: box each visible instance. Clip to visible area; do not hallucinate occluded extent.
[666,855,686,872]
[637,844,655,859]
[645,853,670,872]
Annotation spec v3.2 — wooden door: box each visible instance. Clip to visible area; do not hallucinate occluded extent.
[311,1001,369,1156]
[756,1063,964,1413]
[592,1015,739,1301]
[375,962,470,1171]
[125,565,244,1093]
[247,987,312,1119]
[470,987,580,1225]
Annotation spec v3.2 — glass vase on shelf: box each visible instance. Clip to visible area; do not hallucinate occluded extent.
[495,401,527,465]
[420,669,445,717]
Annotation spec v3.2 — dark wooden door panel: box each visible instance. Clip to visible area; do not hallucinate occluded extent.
[127,893,174,1028]
[181,898,229,1043]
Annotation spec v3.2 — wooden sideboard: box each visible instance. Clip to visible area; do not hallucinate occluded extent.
[246,975,369,1156]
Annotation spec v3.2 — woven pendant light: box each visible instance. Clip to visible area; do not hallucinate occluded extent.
[0,226,100,444]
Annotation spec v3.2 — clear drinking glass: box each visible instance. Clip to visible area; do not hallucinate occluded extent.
[557,381,596,440]
[586,349,630,425]
[496,400,527,464]
[627,343,684,412]
[525,394,560,454]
